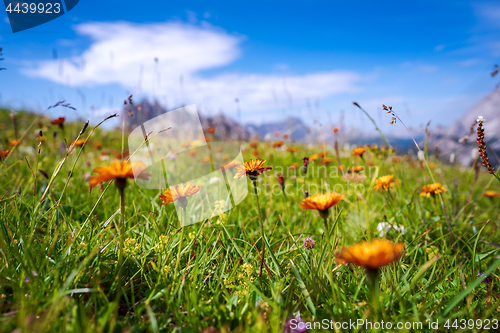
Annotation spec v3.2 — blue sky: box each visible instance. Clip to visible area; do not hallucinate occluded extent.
[1,0,499,133]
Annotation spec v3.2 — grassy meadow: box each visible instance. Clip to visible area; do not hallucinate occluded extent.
[0,106,500,332]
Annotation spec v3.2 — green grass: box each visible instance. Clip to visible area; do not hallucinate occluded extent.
[0,109,499,332]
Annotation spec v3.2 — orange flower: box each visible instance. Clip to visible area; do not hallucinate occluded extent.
[318,151,328,158]
[283,133,289,139]
[51,117,65,125]
[201,156,211,163]
[484,190,500,198]
[221,160,241,172]
[273,141,285,149]
[233,159,272,180]
[252,150,261,157]
[206,127,216,134]
[37,136,46,142]
[89,160,151,190]
[428,162,436,168]
[287,147,298,153]
[309,154,319,162]
[289,163,299,170]
[250,142,259,149]
[373,175,399,191]
[159,182,202,205]
[351,147,367,157]
[348,166,365,173]
[335,239,405,270]
[205,136,211,142]
[367,160,375,166]
[320,157,334,165]
[0,149,10,159]
[392,157,401,163]
[300,192,345,213]
[333,127,340,134]
[71,138,87,147]
[9,139,21,147]
[420,183,447,197]
[93,142,103,149]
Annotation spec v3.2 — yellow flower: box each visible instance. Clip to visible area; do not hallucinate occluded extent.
[484,190,500,198]
[309,154,319,162]
[351,147,367,157]
[159,182,202,205]
[420,183,447,197]
[233,159,272,180]
[124,238,141,257]
[89,160,150,190]
[9,139,21,147]
[300,192,345,213]
[335,239,405,270]
[373,175,399,191]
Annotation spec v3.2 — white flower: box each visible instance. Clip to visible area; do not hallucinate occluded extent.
[477,116,485,123]
[449,153,455,164]
[417,150,425,161]
[209,177,220,184]
[167,153,177,160]
[377,222,405,237]
[377,222,390,237]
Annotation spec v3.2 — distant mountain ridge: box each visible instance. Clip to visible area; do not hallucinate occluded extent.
[428,89,500,166]
[123,95,500,168]
[124,99,311,141]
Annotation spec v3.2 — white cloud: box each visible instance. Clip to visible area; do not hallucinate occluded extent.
[22,21,362,116]
[24,21,241,86]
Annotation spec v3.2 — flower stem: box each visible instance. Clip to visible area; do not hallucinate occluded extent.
[174,208,187,278]
[253,179,265,277]
[366,268,380,320]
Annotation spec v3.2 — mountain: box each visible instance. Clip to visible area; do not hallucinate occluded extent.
[428,89,500,166]
[124,99,311,141]
[245,117,309,141]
